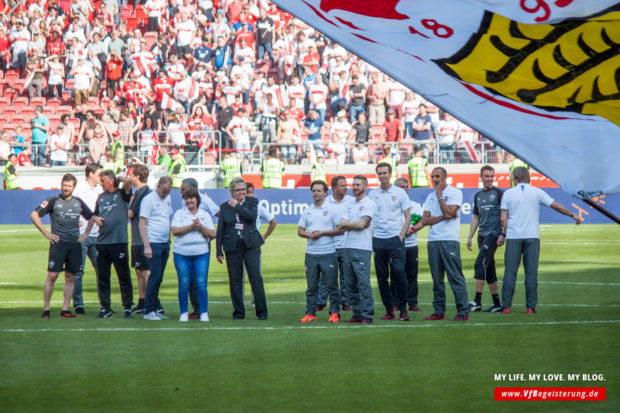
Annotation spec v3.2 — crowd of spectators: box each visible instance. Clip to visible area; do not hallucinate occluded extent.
[0,0,499,170]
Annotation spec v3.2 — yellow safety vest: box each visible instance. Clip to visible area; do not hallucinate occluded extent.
[168,157,187,188]
[311,162,326,183]
[407,156,428,187]
[378,156,398,183]
[509,159,529,187]
[262,158,284,188]
[222,157,242,187]
[111,140,125,161]
[4,161,18,190]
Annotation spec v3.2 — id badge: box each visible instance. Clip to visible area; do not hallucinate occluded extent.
[235,223,244,230]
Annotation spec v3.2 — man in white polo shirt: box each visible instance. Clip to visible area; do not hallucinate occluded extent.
[139,176,173,320]
[422,167,469,321]
[498,167,581,314]
[297,180,342,323]
[369,163,411,321]
[339,175,376,324]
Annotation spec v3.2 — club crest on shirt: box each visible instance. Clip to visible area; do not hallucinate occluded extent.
[40,201,48,208]
[323,210,328,216]
[359,205,364,211]
[391,196,397,202]
[489,193,496,201]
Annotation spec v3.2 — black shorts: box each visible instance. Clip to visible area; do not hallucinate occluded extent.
[48,241,82,274]
[474,234,499,283]
[131,245,149,270]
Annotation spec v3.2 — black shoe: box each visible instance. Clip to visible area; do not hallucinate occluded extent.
[124,309,133,319]
[60,310,77,318]
[97,308,113,318]
[131,304,144,314]
[468,301,482,312]
[156,307,165,316]
[483,305,502,313]
[41,310,50,319]
[74,307,85,315]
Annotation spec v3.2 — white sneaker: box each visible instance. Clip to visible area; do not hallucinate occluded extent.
[157,313,170,320]
[144,311,160,321]
[179,313,188,322]
[200,312,210,322]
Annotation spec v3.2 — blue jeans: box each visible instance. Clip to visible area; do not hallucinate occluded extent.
[173,252,210,314]
[73,236,98,309]
[404,122,413,139]
[33,144,47,166]
[145,242,170,313]
[349,104,366,122]
[440,143,456,164]
[51,160,66,166]
[257,43,274,63]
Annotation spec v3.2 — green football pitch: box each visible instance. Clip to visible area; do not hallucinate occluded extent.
[1,224,618,412]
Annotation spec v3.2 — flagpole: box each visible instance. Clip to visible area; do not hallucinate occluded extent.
[582,199,620,225]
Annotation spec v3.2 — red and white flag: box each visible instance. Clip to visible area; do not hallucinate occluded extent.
[274,84,288,107]
[20,70,35,94]
[463,141,479,163]
[271,0,620,197]
[161,92,184,112]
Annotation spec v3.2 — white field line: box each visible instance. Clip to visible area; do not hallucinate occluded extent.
[1,320,619,333]
[271,237,620,245]
[2,280,619,286]
[0,229,38,233]
[1,300,619,307]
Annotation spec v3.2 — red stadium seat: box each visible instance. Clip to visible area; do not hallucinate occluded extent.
[3,88,16,102]
[47,98,62,110]
[0,97,10,106]
[3,124,16,135]
[89,97,100,106]
[30,97,46,107]
[20,107,35,120]
[4,71,19,84]
[56,106,72,116]
[144,31,158,50]
[4,108,17,119]
[126,17,139,31]
[61,90,72,102]
[12,117,27,126]
[65,78,75,90]
[135,6,147,23]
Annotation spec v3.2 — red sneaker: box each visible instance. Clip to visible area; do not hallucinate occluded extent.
[345,316,363,323]
[188,312,200,320]
[526,308,536,314]
[328,313,340,323]
[60,310,77,318]
[423,313,445,321]
[361,318,373,325]
[341,305,352,311]
[409,305,421,312]
[316,305,326,311]
[452,314,469,321]
[299,314,317,323]
[380,313,395,320]
[500,308,511,314]
[399,312,410,321]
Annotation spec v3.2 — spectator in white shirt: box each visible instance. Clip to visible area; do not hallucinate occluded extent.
[49,124,70,166]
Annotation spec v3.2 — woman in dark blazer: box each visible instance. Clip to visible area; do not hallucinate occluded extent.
[216,177,268,320]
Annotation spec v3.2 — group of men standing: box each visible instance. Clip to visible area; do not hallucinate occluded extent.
[297,163,581,323]
[32,160,580,321]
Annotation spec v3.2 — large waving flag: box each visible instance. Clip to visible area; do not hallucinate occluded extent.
[272,0,620,198]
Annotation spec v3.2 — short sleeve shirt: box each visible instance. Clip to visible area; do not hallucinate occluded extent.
[257,203,274,230]
[139,191,173,243]
[404,201,423,247]
[473,187,503,236]
[129,185,152,246]
[35,194,93,243]
[298,201,340,255]
[326,194,354,249]
[423,185,463,241]
[501,183,553,239]
[172,208,214,255]
[343,196,376,251]
[95,189,132,244]
[368,185,410,239]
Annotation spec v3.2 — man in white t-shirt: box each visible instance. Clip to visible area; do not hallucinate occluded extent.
[70,57,94,107]
[330,111,352,143]
[422,167,469,321]
[72,163,103,314]
[297,181,342,323]
[369,163,411,321]
[394,178,425,312]
[140,176,173,320]
[498,167,581,314]
[174,12,196,59]
[308,75,328,120]
[49,124,69,166]
[225,107,252,155]
[339,175,376,324]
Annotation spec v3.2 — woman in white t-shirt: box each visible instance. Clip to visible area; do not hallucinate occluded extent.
[171,188,215,322]
[45,54,65,98]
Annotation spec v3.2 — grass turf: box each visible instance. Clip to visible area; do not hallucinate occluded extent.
[0,224,619,412]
